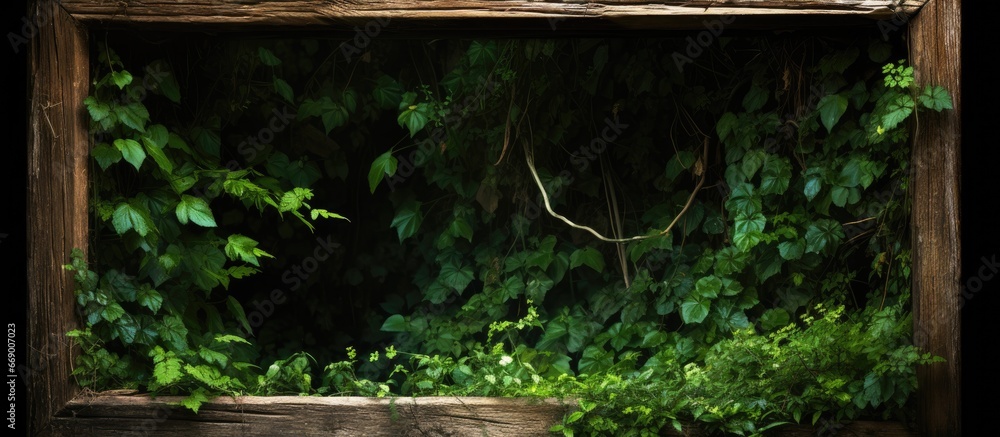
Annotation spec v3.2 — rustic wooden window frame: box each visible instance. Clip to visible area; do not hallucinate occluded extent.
[26,0,960,435]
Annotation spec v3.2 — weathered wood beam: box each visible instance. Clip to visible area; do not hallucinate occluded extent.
[50,395,574,436]
[908,0,961,435]
[59,0,927,30]
[48,393,919,436]
[26,0,90,435]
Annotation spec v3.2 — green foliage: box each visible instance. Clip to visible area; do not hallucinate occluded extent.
[67,45,346,412]
[71,34,951,432]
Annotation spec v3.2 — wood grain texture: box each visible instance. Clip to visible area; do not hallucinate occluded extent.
[26,0,90,435]
[908,0,962,435]
[48,394,920,436]
[58,0,927,31]
[50,394,574,436]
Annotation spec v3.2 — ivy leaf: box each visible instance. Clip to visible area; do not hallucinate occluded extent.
[759,155,792,196]
[273,77,294,103]
[754,248,784,282]
[390,201,423,242]
[277,188,313,213]
[778,240,805,260]
[148,59,181,103]
[342,88,359,113]
[881,94,915,131]
[397,103,430,137]
[694,276,722,299]
[198,346,229,368]
[725,183,761,216]
[918,85,954,112]
[321,103,350,133]
[467,41,498,66]
[760,308,791,331]
[830,186,850,207]
[425,280,451,304]
[440,261,474,293]
[733,212,766,252]
[570,247,605,273]
[499,276,525,301]
[101,302,125,322]
[805,219,845,254]
[175,195,218,227]
[715,112,738,141]
[115,102,150,132]
[578,346,614,374]
[741,149,765,179]
[836,159,863,188]
[112,202,155,236]
[372,75,404,109]
[225,234,274,266]
[449,217,474,242]
[158,314,189,352]
[141,134,174,174]
[663,151,696,183]
[92,143,123,170]
[742,85,768,112]
[114,138,146,171]
[681,295,711,324]
[714,247,748,276]
[192,121,221,158]
[137,287,163,314]
[714,301,750,330]
[111,70,133,89]
[368,150,398,193]
[381,314,408,332]
[226,296,253,334]
[83,96,111,122]
[257,47,282,66]
[817,94,848,133]
[804,177,823,201]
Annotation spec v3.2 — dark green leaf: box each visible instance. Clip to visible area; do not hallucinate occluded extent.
[397,103,430,137]
[258,47,282,66]
[805,219,845,254]
[742,85,769,112]
[681,296,711,324]
[778,240,805,260]
[368,151,398,193]
[918,85,954,112]
[570,247,605,273]
[92,143,123,170]
[273,77,294,103]
[391,201,423,242]
[381,314,408,332]
[817,94,848,133]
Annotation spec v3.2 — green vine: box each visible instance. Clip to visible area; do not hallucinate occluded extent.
[67,34,950,433]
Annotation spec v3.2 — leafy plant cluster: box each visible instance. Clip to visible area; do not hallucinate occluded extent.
[68,33,950,434]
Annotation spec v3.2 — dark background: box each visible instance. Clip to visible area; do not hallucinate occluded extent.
[5,1,994,433]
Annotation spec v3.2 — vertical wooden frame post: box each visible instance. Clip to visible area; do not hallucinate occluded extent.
[910,0,962,434]
[26,0,89,434]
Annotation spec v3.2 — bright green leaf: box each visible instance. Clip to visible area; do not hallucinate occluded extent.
[176,195,218,227]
